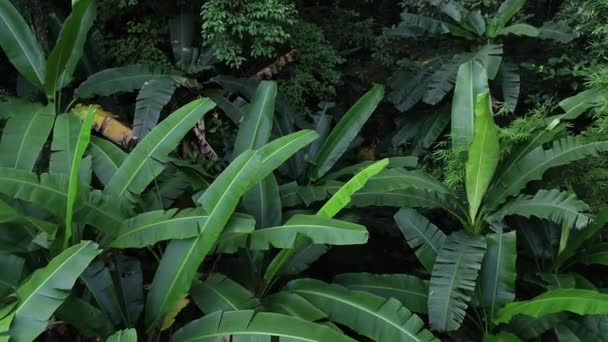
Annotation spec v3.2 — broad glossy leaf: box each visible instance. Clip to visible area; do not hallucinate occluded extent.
[395,208,446,272]
[9,241,100,341]
[287,279,438,341]
[465,92,499,222]
[0,0,46,87]
[480,230,516,317]
[452,60,489,148]
[334,273,429,314]
[191,273,260,314]
[263,292,327,321]
[0,103,54,171]
[429,231,486,331]
[133,78,176,139]
[104,98,215,202]
[44,0,95,97]
[88,136,126,186]
[250,214,368,250]
[172,310,354,342]
[495,289,608,324]
[309,84,384,180]
[75,64,170,98]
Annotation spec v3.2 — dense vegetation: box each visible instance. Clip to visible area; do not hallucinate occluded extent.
[1,0,608,341]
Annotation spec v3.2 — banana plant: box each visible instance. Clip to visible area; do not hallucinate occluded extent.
[387,0,575,113]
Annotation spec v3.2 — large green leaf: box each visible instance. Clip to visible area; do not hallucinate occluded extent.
[430,0,468,22]
[104,98,215,202]
[75,64,170,98]
[145,131,317,331]
[0,103,54,171]
[480,230,516,317]
[133,78,176,139]
[395,208,447,272]
[44,0,95,97]
[497,23,539,37]
[65,106,96,246]
[490,189,590,229]
[0,168,127,235]
[233,81,281,228]
[81,260,125,327]
[250,214,368,250]
[465,92,499,223]
[537,21,576,43]
[287,279,438,341]
[318,159,388,217]
[487,0,527,37]
[451,60,489,148]
[474,44,503,80]
[112,254,143,327]
[498,62,520,112]
[88,136,126,186]
[576,242,608,266]
[263,292,327,321]
[55,297,114,338]
[264,237,329,282]
[9,241,100,342]
[109,209,254,248]
[0,0,46,88]
[322,157,417,181]
[494,289,608,324]
[172,310,355,342]
[555,87,607,122]
[0,253,24,299]
[334,273,429,314]
[190,273,261,314]
[423,54,470,105]
[553,209,608,269]
[309,84,384,180]
[485,136,608,208]
[411,107,450,156]
[428,230,486,332]
[49,113,83,175]
[388,67,437,112]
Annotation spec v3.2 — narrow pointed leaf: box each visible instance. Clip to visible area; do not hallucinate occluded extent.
[0,0,46,87]
[104,98,215,201]
[310,85,384,180]
[9,241,100,342]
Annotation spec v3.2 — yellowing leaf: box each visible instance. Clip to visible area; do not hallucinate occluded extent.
[161,297,190,331]
[71,104,136,147]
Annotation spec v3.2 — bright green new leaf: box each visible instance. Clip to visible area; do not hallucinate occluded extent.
[465,92,499,224]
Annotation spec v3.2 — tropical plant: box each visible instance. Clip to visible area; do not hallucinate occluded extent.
[386,0,575,114]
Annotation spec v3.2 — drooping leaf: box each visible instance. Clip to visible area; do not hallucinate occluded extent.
[506,313,568,340]
[485,136,608,208]
[428,231,486,332]
[9,241,100,342]
[287,279,438,341]
[491,189,590,229]
[112,254,144,327]
[44,0,95,97]
[0,0,46,88]
[190,273,261,314]
[81,260,125,327]
[334,273,429,314]
[494,289,608,324]
[388,67,438,112]
[107,329,137,342]
[537,21,576,43]
[555,87,607,122]
[172,310,355,342]
[75,64,170,98]
[451,60,489,148]
[264,237,329,281]
[88,136,126,186]
[553,209,608,269]
[309,84,384,180]
[423,54,470,105]
[263,292,327,321]
[480,230,517,317]
[322,157,418,181]
[430,0,468,22]
[411,107,450,156]
[133,78,176,139]
[49,113,83,175]
[250,214,368,250]
[104,98,215,202]
[394,207,447,272]
[474,44,503,80]
[497,23,539,37]
[0,103,54,171]
[465,92,499,222]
